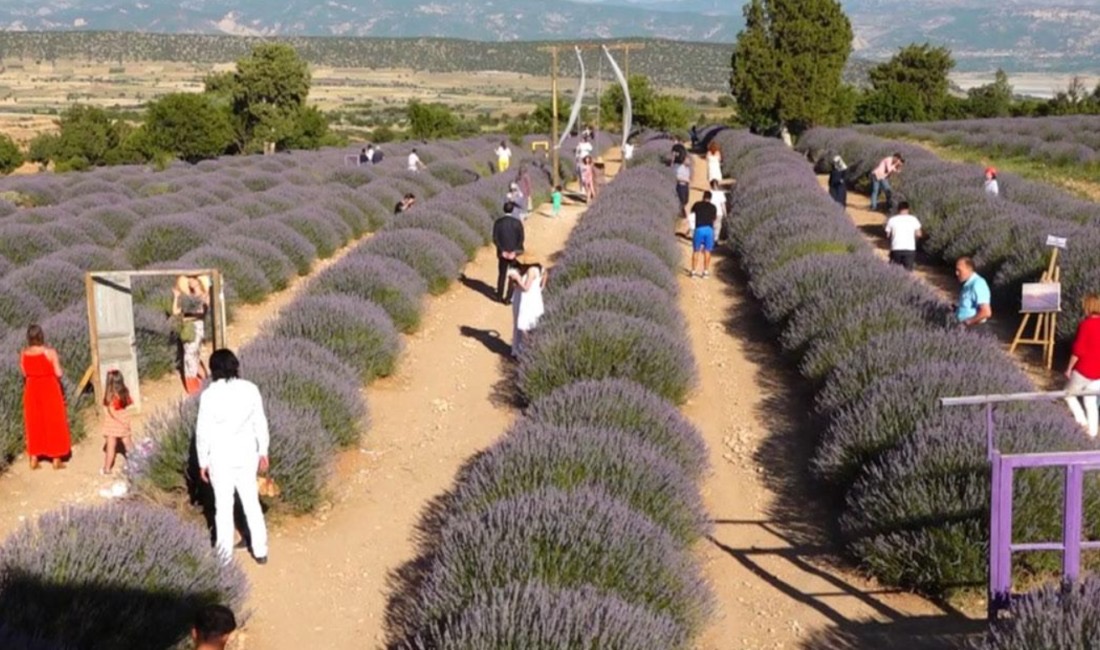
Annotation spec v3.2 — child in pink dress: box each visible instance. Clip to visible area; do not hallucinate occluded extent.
[101,370,134,475]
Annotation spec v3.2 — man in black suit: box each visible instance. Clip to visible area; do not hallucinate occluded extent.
[492,201,525,304]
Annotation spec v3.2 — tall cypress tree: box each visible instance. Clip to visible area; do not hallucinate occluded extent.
[730,0,852,132]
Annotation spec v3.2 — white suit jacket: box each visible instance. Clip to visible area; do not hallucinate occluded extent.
[196,378,270,471]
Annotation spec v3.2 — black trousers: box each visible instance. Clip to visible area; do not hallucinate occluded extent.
[497,256,516,302]
[889,250,916,271]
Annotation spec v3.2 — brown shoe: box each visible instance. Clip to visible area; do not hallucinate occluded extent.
[29,457,40,470]
[51,458,64,470]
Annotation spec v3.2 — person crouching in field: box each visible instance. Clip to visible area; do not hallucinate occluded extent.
[885,201,922,271]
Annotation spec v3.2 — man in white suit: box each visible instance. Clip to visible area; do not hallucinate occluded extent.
[196,348,270,566]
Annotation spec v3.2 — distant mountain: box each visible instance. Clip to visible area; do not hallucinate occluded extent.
[0,0,1095,73]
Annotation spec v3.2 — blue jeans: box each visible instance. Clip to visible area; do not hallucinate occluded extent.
[871,176,892,211]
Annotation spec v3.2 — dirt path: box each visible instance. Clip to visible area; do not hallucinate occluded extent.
[686,156,979,649]
[0,238,364,540]
[821,176,1061,390]
[235,184,593,649]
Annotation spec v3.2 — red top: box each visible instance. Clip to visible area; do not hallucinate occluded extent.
[1073,316,1100,380]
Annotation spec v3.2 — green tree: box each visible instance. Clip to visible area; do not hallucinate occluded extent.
[0,134,23,175]
[144,93,234,163]
[966,68,1013,118]
[26,133,58,168]
[54,104,124,168]
[406,101,459,139]
[600,75,692,131]
[729,0,852,131]
[864,43,955,121]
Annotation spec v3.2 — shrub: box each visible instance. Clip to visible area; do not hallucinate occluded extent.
[0,225,61,265]
[518,311,696,405]
[0,283,49,329]
[219,236,296,292]
[360,230,466,295]
[4,259,85,313]
[134,304,175,379]
[261,398,336,514]
[84,206,140,239]
[123,214,216,268]
[552,240,678,295]
[272,294,401,382]
[389,211,482,261]
[228,218,317,275]
[525,378,707,479]
[277,209,349,259]
[412,487,710,636]
[179,245,272,305]
[427,160,480,187]
[239,335,355,384]
[240,349,368,448]
[440,202,492,243]
[405,583,686,650]
[311,255,427,334]
[46,245,120,273]
[0,503,247,650]
[130,399,198,497]
[543,277,685,332]
[448,421,709,544]
[977,577,1100,650]
[567,220,681,270]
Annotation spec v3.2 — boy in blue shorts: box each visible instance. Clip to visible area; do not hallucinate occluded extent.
[690,191,717,278]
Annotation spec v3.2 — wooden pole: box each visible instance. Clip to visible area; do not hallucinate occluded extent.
[83,272,101,408]
[550,47,560,189]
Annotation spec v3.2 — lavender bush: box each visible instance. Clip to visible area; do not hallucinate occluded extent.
[448,421,709,543]
[312,254,427,334]
[411,487,710,636]
[228,218,318,276]
[260,398,336,514]
[518,311,697,405]
[277,208,351,259]
[405,583,687,650]
[976,576,1100,650]
[551,240,679,296]
[359,230,466,295]
[179,245,272,305]
[0,503,247,650]
[0,283,49,329]
[543,277,686,332]
[389,211,482,261]
[123,214,216,268]
[272,294,401,382]
[0,225,61,265]
[219,236,296,292]
[5,259,86,313]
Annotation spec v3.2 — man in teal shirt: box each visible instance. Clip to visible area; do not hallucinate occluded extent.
[955,256,993,327]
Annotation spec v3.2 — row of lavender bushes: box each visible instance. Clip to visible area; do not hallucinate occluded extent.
[798,127,1100,340]
[709,128,1100,600]
[390,163,712,648]
[131,152,551,516]
[860,115,1100,167]
[0,140,549,650]
[0,138,504,474]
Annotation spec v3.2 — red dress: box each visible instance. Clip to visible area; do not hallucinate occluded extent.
[21,351,72,458]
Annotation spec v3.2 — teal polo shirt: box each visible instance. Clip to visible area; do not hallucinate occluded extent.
[957,273,991,322]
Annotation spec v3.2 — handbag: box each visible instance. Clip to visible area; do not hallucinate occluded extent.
[171,315,197,343]
[257,476,281,498]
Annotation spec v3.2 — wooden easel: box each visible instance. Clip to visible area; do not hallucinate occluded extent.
[1010,247,1060,370]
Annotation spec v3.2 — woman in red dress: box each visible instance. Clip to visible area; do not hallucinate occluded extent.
[20,324,72,470]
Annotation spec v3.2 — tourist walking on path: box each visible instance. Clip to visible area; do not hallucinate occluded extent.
[580,155,597,203]
[828,155,848,207]
[1065,294,1100,437]
[675,158,691,219]
[191,604,237,650]
[870,152,904,212]
[574,136,593,174]
[174,274,209,395]
[984,167,1000,197]
[885,201,922,271]
[100,369,133,475]
[690,191,718,279]
[495,141,512,173]
[550,185,563,218]
[196,348,270,566]
[954,257,992,328]
[506,183,528,221]
[706,142,723,185]
[407,148,426,173]
[20,324,71,470]
[492,201,525,304]
[507,255,547,358]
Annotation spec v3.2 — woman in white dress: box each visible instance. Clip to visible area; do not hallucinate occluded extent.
[508,256,547,359]
[709,179,728,242]
[706,142,723,185]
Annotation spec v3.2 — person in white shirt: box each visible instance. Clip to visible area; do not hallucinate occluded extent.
[407,148,425,173]
[574,136,593,171]
[984,166,999,197]
[709,179,728,242]
[884,201,923,271]
[495,141,512,173]
[363,144,375,165]
[196,348,271,566]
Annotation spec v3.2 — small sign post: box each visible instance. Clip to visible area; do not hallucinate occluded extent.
[1010,236,1064,370]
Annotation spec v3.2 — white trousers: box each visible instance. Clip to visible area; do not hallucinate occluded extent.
[211,463,268,562]
[1065,370,1100,437]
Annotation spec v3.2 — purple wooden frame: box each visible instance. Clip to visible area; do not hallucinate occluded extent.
[941,390,1100,619]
